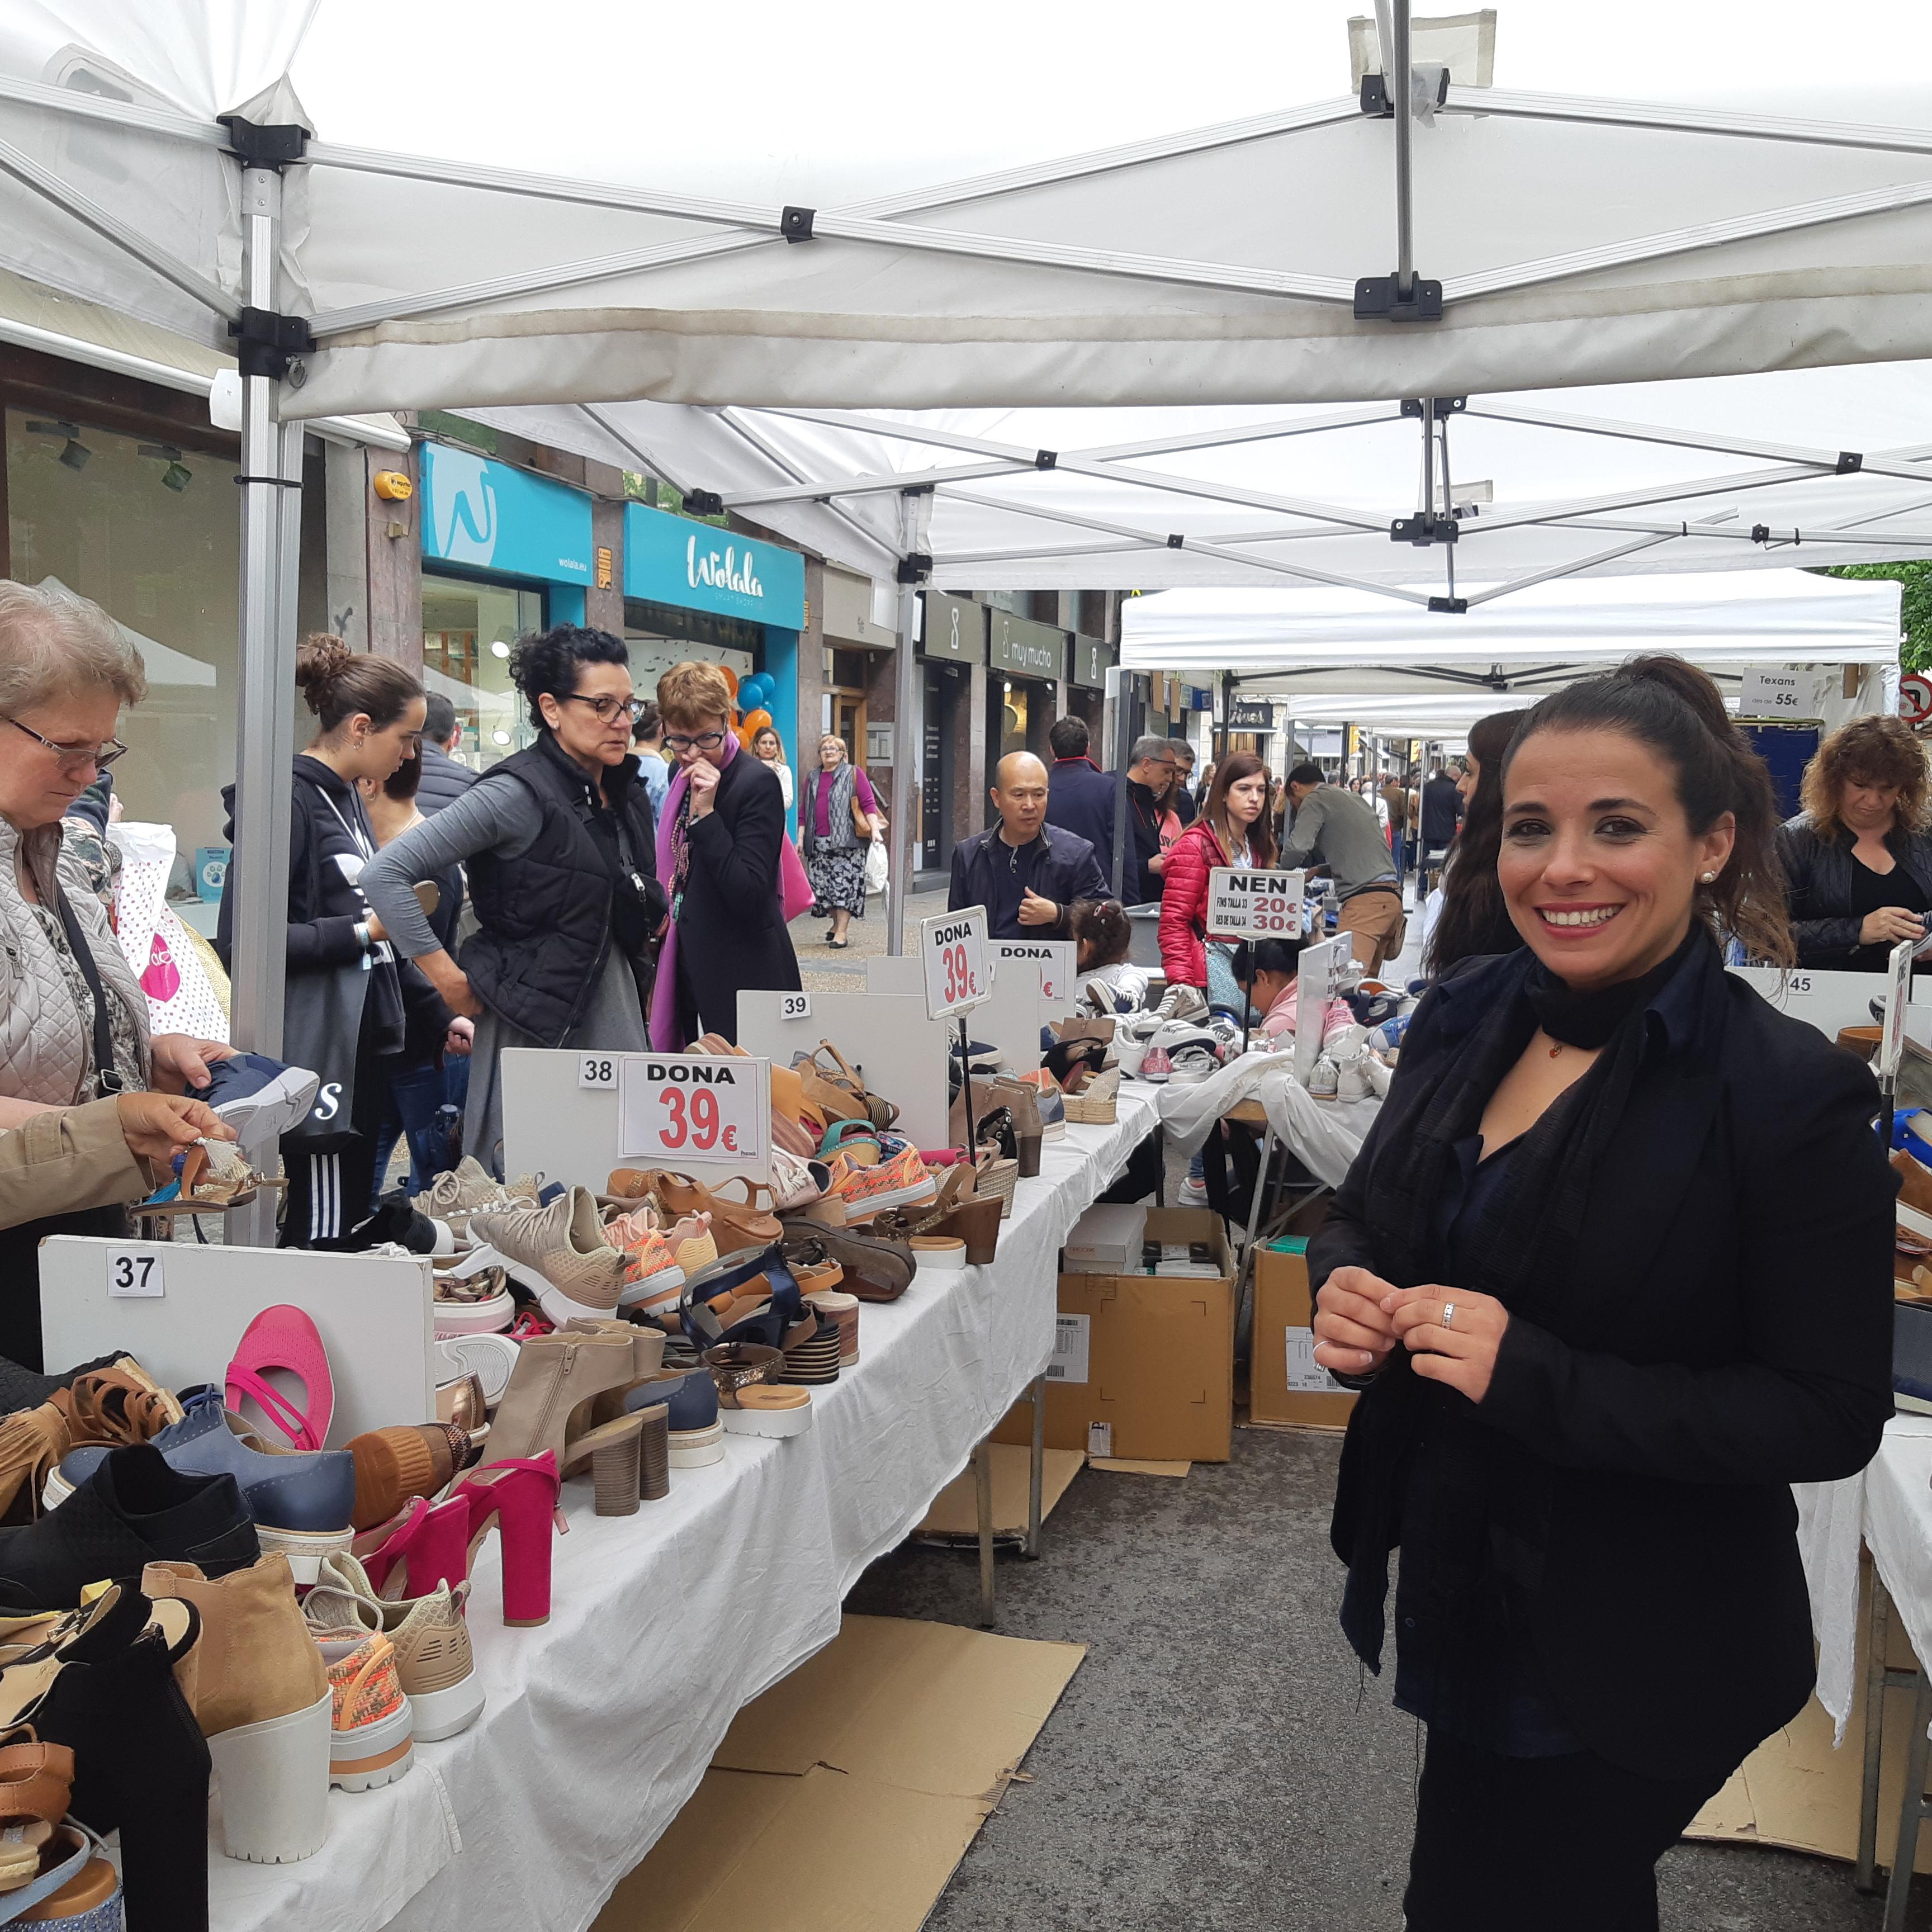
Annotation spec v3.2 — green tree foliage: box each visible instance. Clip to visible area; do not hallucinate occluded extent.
[1817,562,1932,674]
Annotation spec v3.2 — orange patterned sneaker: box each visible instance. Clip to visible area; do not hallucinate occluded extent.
[319,1631,414,1791]
[832,1145,938,1224]
[603,1206,688,1311]
[306,1552,484,1743]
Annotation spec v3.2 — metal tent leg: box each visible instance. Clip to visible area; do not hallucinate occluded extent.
[1025,1373,1046,1559]
[1886,1669,1932,1932]
[1861,1572,1895,1892]
[974,1440,996,1627]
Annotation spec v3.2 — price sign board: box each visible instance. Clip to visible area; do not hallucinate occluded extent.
[920,906,992,1019]
[1882,936,1916,1081]
[1903,673,1932,728]
[1739,667,1813,719]
[993,939,1077,1006]
[1295,935,1347,1089]
[1206,868,1305,941]
[615,1052,771,1183]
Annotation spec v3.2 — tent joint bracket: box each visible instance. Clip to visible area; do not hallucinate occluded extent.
[896,553,933,585]
[780,206,815,242]
[1428,596,1469,614]
[228,307,316,382]
[1354,274,1443,320]
[1391,514,1458,546]
[218,115,310,170]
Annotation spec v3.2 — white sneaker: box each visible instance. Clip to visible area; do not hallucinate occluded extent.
[1177,1176,1209,1209]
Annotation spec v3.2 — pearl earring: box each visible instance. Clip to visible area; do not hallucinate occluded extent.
[1699,872,1716,883]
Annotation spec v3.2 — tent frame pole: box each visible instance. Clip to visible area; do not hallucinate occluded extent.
[886,490,927,957]
[1391,0,1414,293]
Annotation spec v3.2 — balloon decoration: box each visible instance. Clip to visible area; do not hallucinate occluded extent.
[737,705,774,750]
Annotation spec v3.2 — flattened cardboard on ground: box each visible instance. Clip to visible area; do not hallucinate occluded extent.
[1090,1458,1191,1476]
[993,1208,1235,1462]
[595,1617,1086,1932]
[915,1444,1085,1541]
[1686,1675,1932,1874]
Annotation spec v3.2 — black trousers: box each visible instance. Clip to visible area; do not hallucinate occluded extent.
[1405,1728,1727,1932]
[0,1205,127,1373]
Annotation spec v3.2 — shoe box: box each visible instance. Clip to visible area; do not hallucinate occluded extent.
[1061,1204,1148,1274]
[993,1209,1234,1463]
[1248,1234,1358,1432]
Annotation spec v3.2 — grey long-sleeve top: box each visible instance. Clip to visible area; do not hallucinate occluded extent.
[1278,785,1399,899]
[359,779,536,960]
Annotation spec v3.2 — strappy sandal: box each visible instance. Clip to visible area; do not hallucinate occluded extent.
[225,1306,334,1452]
[648,1172,784,1256]
[797,1042,897,1130]
[0,1724,69,1891]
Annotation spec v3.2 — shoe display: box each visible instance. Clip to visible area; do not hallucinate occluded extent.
[830,1143,938,1223]
[434,1332,520,1409]
[432,1259,516,1336]
[0,1446,258,1611]
[142,1554,333,1864]
[352,1494,469,1603]
[1139,1043,1173,1084]
[190,1052,321,1154]
[413,1157,532,1238]
[624,1368,723,1468]
[319,1632,414,1791]
[804,1290,860,1364]
[781,1222,916,1304]
[304,1554,484,1743]
[344,1425,467,1533]
[469,1186,626,1323]
[631,1172,784,1256]
[484,1334,645,1520]
[449,1454,561,1627]
[48,1388,354,1583]
[224,1305,334,1453]
[678,1246,806,1351]
[718,1384,813,1438]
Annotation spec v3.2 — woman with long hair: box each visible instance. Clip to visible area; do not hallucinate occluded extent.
[1310,657,1887,1928]
[1425,708,1531,978]
[750,724,794,816]
[1158,750,1277,1006]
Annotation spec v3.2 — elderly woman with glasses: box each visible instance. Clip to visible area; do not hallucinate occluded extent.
[362,624,665,1175]
[0,580,230,1362]
[647,661,801,1049]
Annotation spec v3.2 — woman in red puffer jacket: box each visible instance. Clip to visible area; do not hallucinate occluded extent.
[1158,751,1277,991]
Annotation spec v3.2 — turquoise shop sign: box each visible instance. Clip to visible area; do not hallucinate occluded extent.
[624,505,805,629]
[420,444,593,584]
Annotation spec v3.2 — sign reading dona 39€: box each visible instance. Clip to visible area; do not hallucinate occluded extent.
[1206,868,1306,941]
[615,1053,771,1183]
[921,906,992,1019]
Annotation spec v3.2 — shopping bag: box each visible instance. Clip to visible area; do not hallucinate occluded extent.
[863,834,888,898]
[107,822,229,1040]
[779,835,815,922]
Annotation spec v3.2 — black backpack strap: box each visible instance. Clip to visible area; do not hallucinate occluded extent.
[53,889,122,1096]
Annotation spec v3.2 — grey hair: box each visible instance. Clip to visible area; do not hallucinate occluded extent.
[1130,735,1175,766]
[0,580,146,714]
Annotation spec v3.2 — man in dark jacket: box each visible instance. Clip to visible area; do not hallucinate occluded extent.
[950,752,1110,939]
[1044,716,1119,884]
[1125,736,1180,904]
[417,694,477,816]
[1417,761,1462,890]
[1169,738,1199,827]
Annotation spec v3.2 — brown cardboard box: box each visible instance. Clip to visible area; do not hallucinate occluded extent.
[1248,1236,1358,1431]
[993,1208,1234,1462]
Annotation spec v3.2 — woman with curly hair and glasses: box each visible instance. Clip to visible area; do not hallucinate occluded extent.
[1773,713,1932,970]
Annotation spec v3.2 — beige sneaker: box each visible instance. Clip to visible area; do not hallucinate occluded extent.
[413,1158,519,1237]
[470,1185,626,1322]
[304,1552,484,1742]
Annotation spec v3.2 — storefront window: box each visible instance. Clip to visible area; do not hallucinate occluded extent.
[623,596,759,700]
[422,571,544,769]
[6,408,238,857]
[999,678,1031,757]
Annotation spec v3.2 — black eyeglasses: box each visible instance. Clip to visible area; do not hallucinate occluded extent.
[562,694,641,723]
[6,717,128,771]
[663,728,728,753]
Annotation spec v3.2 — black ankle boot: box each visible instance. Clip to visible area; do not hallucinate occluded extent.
[32,1583,211,1932]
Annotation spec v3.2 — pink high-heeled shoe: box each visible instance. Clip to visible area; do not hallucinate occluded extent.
[352,1494,469,1601]
[453,1453,562,1628]
[225,1305,333,1451]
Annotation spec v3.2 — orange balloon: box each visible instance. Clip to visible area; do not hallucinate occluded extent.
[736,705,773,749]
[717,662,741,700]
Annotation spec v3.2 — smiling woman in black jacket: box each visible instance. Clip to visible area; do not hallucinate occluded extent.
[1310,657,1893,1932]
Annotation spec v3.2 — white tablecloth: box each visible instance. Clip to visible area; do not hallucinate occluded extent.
[1155,1054,1380,1190]
[208,1086,1161,1932]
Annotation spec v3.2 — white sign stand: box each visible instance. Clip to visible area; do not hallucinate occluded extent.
[992,938,1077,1006]
[39,1237,435,1444]
[1728,963,1932,1048]
[920,905,993,1017]
[737,989,951,1150]
[1205,867,1306,940]
[501,1048,772,1195]
[1295,936,1348,1088]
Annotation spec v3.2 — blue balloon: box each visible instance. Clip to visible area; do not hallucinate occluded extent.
[742,674,773,708]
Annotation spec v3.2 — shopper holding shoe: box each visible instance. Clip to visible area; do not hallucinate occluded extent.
[1309,657,1893,1931]
[361,625,664,1175]
[1774,713,1932,970]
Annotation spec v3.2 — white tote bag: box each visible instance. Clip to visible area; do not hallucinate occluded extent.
[863,832,888,898]
[108,822,230,1041]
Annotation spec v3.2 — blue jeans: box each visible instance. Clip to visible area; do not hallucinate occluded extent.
[370,1059,459,1208]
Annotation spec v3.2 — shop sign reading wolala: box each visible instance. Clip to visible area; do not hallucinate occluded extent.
[687,536,762,601]
[624,504,807,629]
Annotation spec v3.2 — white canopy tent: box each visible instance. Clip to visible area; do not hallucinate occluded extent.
[1119,567,1902,737]
[1,1,1931,1037]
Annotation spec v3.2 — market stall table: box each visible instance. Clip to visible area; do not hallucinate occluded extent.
[205,1085,1161,1932]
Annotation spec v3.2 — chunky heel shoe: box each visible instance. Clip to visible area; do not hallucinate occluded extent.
[352,1495,469,1602]
[582,1415,644,1519]
[452,1455,560,1628]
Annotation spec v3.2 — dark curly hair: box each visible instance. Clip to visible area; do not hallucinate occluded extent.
[505,624,629,731]
[1798,713,1931,839]
[1068,898,1130,970]
[1502,655,1793,968]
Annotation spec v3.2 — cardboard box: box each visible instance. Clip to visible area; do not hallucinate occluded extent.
[995,1208,1233,1462]
[1061,1202,1148,1273]
[1249,1235,1359,1431]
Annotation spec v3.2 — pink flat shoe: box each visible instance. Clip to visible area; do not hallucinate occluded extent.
[225,1304,334,1451]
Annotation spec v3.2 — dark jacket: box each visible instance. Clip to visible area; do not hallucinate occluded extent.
[1774,811,1932,967]
[673,749,800,1040]
[463,736,664,1046]
[1419,774,1461,845]
[1045,757,1120,889]
[949,823,1110,940]
[416,746,477,817]
[1126,779,1166,905]
[1310,940,1894,1782]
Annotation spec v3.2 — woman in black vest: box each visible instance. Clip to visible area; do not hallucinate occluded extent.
[1310,657,1892,1930]
[648,660,801,1046]
[362,626,664,1175]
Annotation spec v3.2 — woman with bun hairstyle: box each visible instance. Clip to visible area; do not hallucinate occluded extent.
[217,635,444,1246]
[361,625,664,1173]
[1308,656,1892,1929]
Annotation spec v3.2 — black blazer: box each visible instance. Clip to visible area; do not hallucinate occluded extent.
[1310,941,1895,1782]
[1774,811,1932,967]
[674,750,801,1041]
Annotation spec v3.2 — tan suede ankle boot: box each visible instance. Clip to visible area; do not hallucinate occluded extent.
[142,1554,333,1865]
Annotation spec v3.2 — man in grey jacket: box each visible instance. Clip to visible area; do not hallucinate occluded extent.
[1280,763,1406,975]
